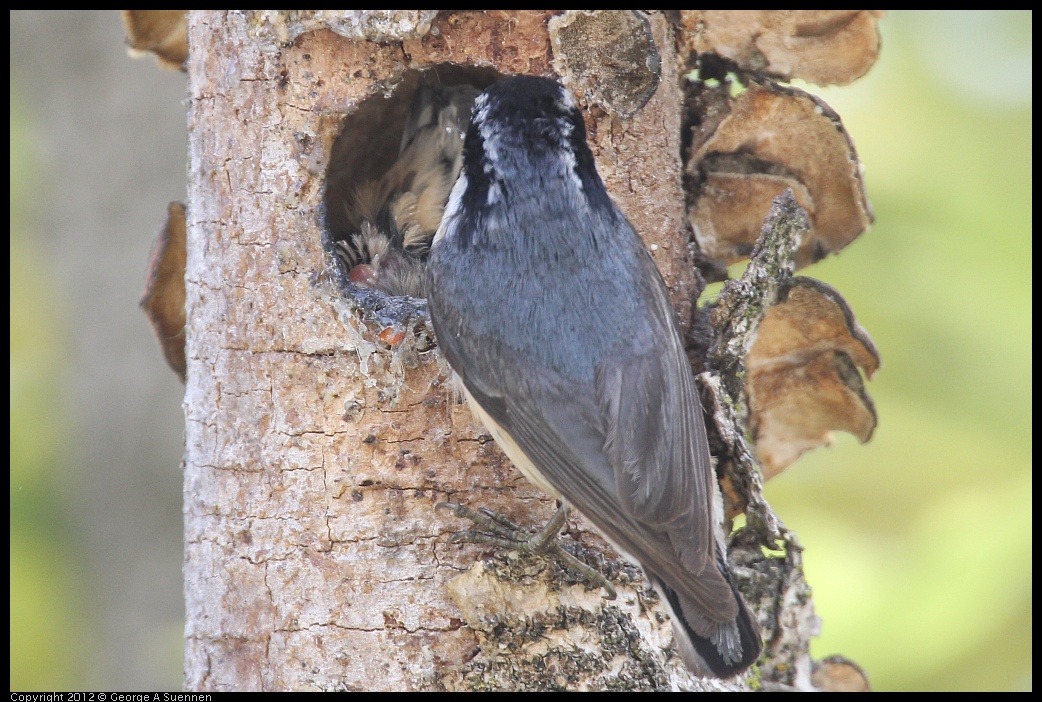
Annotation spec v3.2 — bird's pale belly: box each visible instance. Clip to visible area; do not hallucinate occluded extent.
[462,386,563,500]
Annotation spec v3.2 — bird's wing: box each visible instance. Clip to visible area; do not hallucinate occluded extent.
[432,256,736,620]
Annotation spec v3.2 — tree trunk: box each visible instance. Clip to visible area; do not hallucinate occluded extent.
[183,10,749,691]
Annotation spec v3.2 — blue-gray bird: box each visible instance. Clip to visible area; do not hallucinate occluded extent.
[426,75,762,678]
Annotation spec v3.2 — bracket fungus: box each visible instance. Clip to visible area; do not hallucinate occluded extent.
[679,10,883,87]
[747,277,880,480]
[140,202,188,381]
[685,82,873,274]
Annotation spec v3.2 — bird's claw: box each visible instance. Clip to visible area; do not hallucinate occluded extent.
[437,501,617,599]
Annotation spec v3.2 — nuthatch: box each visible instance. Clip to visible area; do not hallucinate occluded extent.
[427,76,762,678]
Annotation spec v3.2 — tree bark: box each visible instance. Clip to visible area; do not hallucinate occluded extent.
[183,10,750,691]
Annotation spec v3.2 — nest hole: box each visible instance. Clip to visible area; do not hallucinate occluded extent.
[323,65,500,297]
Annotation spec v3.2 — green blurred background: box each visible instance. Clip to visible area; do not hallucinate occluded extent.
[10,11,1031,691]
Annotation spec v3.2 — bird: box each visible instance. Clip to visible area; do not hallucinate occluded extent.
[336,82,480,298]
[426,75,762,679]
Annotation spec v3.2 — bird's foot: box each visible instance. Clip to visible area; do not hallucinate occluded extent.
[437,501,617,599]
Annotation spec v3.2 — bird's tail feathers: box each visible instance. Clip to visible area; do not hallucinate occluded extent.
[651,571,762,679]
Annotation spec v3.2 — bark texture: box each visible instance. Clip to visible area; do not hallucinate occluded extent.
[183,10,720,691]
